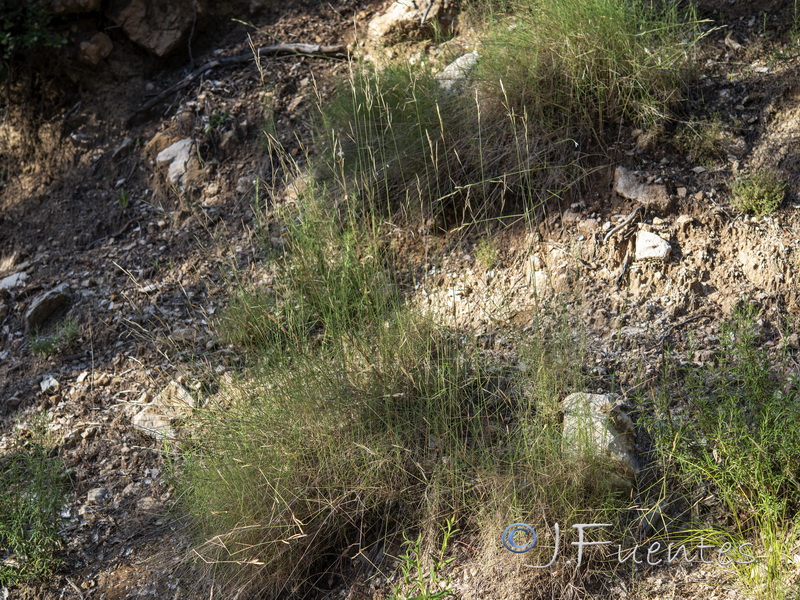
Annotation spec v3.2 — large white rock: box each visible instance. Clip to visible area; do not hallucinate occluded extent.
[156,138,194,187]
[0,271,28,291]
[562,393,637,486]
[436,51,479,93]
[132,381,196,440]
[635,230,671,262]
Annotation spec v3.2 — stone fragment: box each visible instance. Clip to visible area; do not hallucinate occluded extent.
[562,393,637,487]
[40,375,60,394]
[368,0,450,42]
[0,271,28,291]
[634,230,671,262]
[107,0,195,57]
[131,381,196,440]
[25,284,70,332]
[235,176,252,194]
[87,487,110,504]
[79,32,113,66]
[137,496,160,511]
[436,51,479,93]
[614,166,673,213]
[145,131,177,156]
[170,326,200,346]
[156,139,194,187]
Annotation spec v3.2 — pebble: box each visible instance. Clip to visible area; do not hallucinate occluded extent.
[86,487,110,505]
[635,231,672,261]
[40,375,60,394]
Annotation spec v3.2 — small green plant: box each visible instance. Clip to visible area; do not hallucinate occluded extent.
[0,427,70,584]
[475,236,499,270]
[642,305,800,599]
[30,317,79,356]
[0,0,64,79]
[204,111,231,134]
[675,117,734,164]
[389,518,458,600]
[731,169,786,216]
[116,188,130,210]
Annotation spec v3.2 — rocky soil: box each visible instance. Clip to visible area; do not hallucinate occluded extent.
[0,0,798,598]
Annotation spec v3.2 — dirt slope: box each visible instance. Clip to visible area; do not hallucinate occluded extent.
[0,1,798,598]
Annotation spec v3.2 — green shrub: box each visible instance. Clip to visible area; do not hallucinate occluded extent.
[0,431,70,585]
[0,1,64,77]
[731,169,786,216]
[641,306,800,599]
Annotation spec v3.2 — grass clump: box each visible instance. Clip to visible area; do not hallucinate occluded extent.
[642,306,800,599]
[219,198,395,357]
[179,195,625,596]
[478,0,693,136]
[0,429,69,585]
[731,168,786,216]
[317,0,696,226]
[30,317,79,356]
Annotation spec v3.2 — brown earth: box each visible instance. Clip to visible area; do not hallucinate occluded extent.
[0,1,799,599]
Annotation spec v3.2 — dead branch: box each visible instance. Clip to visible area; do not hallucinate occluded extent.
[131,43,347,119]
[603,205,643,244]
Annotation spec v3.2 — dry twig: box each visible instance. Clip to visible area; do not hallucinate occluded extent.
[131,43,347,119]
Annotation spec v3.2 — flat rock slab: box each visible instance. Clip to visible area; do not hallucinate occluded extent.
[635,230,672,262]
[0,271,28,291]
[614,166,673,213]
[25,283,70,332]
